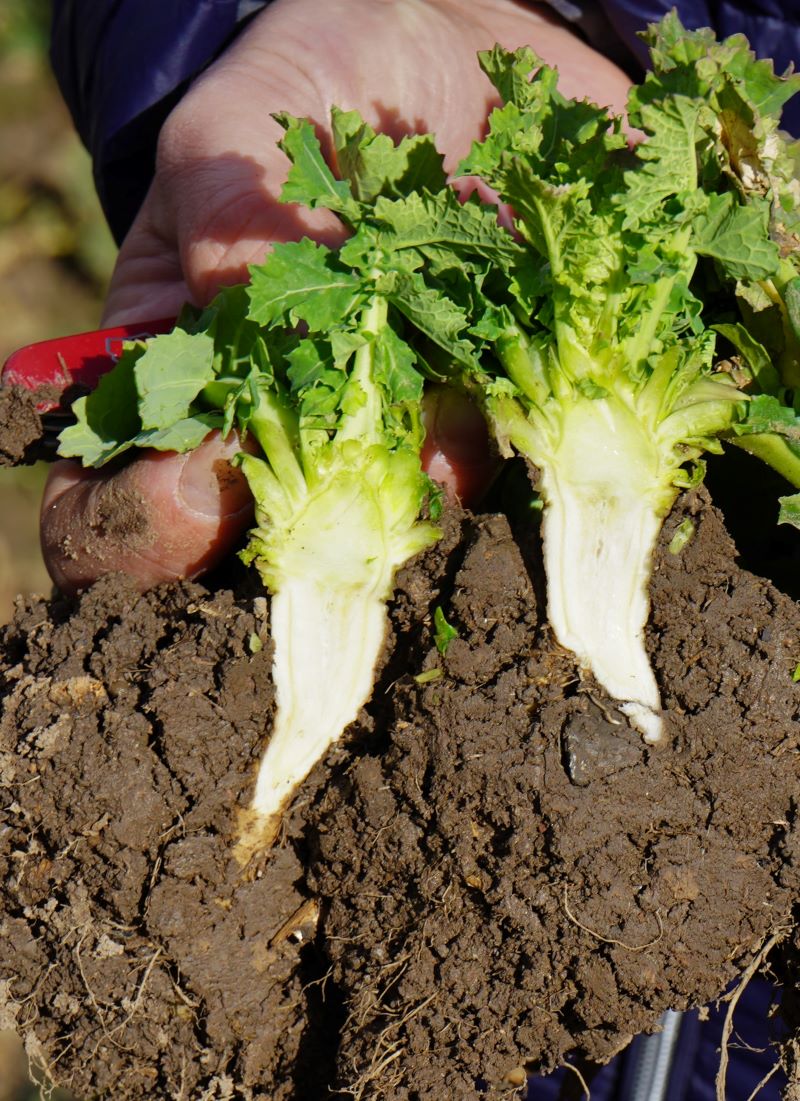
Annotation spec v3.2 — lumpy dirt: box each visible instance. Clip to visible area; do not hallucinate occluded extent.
[0,492,798,1099]
[0,386,48,466]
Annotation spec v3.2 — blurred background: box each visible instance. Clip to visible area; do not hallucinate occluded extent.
[0,1,115,1097]
[0,0,116,626]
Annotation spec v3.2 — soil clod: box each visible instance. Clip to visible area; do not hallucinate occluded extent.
[1,492,798,1098]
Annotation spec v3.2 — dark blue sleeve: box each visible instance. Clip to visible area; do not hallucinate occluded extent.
[526,978,786,1101]
[50,0,271,243]
[598,0,800,133]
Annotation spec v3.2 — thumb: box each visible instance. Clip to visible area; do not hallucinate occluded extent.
[41,432,254,594]
[421,386,500,507]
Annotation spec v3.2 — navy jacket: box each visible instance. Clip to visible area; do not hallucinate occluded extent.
[48,3,794,1098]
[50,0,268,242]
[51,0,800,243]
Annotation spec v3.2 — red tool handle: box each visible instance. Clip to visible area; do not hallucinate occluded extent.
[1,318,176,412]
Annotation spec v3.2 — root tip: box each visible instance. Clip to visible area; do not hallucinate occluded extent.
[233,806,282,873]
[619,701,664,744]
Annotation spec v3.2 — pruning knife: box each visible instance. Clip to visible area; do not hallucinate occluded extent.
[1,319,175,461]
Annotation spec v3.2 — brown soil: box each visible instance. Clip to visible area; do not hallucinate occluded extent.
[0,490,798,1099]
[0,387,45,467]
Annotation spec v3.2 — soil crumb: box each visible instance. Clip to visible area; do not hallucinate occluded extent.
[0,385,45,466]
[0,492,798,1099]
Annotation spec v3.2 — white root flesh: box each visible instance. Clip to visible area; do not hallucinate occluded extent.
[539,398,667,742]
[237,578,387,861]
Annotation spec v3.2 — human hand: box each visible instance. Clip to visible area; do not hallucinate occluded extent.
[41,0,633,593]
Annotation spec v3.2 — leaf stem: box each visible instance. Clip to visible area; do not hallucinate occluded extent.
[730,433,800,488]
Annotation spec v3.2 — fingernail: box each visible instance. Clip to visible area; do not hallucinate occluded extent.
[178,438,253,519]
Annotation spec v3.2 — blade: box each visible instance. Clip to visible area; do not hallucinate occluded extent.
[0,318,176,463]
[1,318,176,411]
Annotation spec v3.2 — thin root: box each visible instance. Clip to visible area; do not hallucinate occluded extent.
[744,1059,782,1101]
[716,927,791,1101]
[342,992,438,1101]
[562,885,663,952]
[562,1060,591,1100]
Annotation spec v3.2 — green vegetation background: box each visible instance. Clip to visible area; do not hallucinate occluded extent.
[0,2,116,1097]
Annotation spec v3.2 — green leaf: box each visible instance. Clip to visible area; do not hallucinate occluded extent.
[426,476,444,521]
[373,326,423,404]
[433,606,459,655]
[372,190,522,269]
[621,95,701,230]
[784,278,800,345]
[60,383,221,467]
[576,378,610,400]
[638,11,718,90]
[734,394,800,446]
[460,48,624,193]
[284,339,350,426]
[692,193,779,281]
[332,107,446,202]
[713,322,780,392]
[330,329,366,367]
[637,10,800,121]
[286,338,336,393]
[778,492,800,529]
[477,44,550,111]
[58,350,142,466]
[203,284,263,379]
[414,667,443,684]
[388,271,478,368]
[667,517,696,554]
[132,413,224,454]
[275,113,360,221]
[247,239,364,330]
[134,327,216,430]
[499,158,573,273]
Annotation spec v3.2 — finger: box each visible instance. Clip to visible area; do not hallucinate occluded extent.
[106,121,355,327]
[101,221,190,326]
[41,432,254,594]
[147,78,346,309]
[421,386,500,507]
